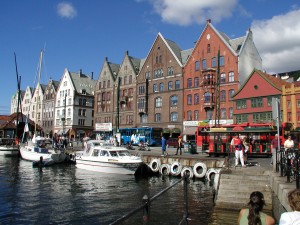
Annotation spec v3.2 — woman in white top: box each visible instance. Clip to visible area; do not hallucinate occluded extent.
[279,189,300,225]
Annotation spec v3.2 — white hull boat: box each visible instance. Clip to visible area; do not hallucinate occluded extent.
[20,145,66,163]
[0,145,19,157]
[0,138,19,157]
[20,136,66,163]
[75,140,143,175]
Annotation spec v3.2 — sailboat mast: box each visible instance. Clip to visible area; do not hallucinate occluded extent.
[34,50,43,134]
[14,53,21,140]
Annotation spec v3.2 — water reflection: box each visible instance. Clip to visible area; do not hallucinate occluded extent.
[0,156,218,225]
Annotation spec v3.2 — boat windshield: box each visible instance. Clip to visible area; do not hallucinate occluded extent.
[117,151,131,157]
[110,151,118,157]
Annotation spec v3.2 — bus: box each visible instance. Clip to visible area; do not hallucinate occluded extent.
[118,127,163,146]
[195,122,293,157]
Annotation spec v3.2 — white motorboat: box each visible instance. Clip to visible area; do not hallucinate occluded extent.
[0,138,19,157]
[75,140,144,175]
[20,136,66,163]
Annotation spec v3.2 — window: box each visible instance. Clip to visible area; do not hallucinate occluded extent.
[297,100,300,108]
[229,107,233,119]
[107,80,110,88]
[194,110,199,120]
[153,84,158,92]
[187,111,192,120]
[168,67,174,75]
[194,94,199,105]
[155,113,161,122]
[187,78,192,88]
[159,83,164,92]
[170,95,178,106]
[236,100,247,109]
[204,92,211,102]
[168,81,173,90]
[228,72,234,82]
[229,89,235,99]
[220,56,224,66]
[220,73,226,83]
[175,80,180,89]
[195,61,200,71]
[202,59,207,70]
[211,57,217,67]
[138,98,145,109]
[187,94,192,105]
[170,112,178,122]
[221,108,226,119]
[129,75,132,84]
[251,98,263,108]
[194,77,199,88]
[139,85,145,94]
[155,97,162,108]
[141,114,148,123]
[236,114,249,124]
[287,101,291,109]
[220,90,226,102]
[207,44,210,53]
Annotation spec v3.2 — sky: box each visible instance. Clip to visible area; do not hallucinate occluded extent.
[1,0,300,115]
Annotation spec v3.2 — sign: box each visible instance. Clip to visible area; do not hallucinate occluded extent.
[95,123,112,131]
[183,121,199,126]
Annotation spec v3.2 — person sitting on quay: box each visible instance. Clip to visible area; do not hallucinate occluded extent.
[279,189,300,225]
[238,191,275,225]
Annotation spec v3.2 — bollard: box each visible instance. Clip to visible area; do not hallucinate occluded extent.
[142,195,149,225]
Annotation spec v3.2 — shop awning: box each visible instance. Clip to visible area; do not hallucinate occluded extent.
[163,128,171,133]
[171,128,181,134]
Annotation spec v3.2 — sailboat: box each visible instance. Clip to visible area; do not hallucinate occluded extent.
[19,50,66,164]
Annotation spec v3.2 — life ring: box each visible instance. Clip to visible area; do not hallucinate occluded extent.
[193,162,207,178]
[206,168,217,182]
[181,167,194,179]
[160,164,171,176]
[149,159,161,173]
[170,161,182,176]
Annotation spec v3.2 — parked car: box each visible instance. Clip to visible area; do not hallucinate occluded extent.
[167,138,178,148]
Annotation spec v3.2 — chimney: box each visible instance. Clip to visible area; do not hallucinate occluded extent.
[79,69,82,77]
[91,72,94,80]
[207,19,211,24]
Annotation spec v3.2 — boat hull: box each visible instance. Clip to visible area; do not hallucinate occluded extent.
[75,158,142,175]
[0,146,19,157]
[20,146,66,163]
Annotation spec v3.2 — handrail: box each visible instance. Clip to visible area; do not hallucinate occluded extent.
[277,148,300,189]
[109,174,190,225]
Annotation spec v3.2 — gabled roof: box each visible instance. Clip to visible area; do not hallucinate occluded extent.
[69,71,97,96]
[138,32,185,75]
[181,48,193,66]
[128,55,142,74]
[233,69,292,97]
[107,60,120,80]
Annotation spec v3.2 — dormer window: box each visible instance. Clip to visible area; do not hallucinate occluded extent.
[82,89,86,95]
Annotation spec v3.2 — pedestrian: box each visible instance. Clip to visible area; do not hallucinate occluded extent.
[231,134,246,167]
[175,136,183,155]
[270,134,280,171]
[284,135,294,151]
[238,191,275,225]
[242,136,250,164]
[161,136,167,156]
[279,189,300,224]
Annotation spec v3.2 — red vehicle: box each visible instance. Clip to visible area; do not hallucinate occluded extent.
[195,122,293,157]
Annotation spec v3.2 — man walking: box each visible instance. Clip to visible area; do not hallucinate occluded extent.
[231,134,246,167]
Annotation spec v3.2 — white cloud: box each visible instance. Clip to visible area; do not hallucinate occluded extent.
[57,2,77,19]
[252,9,300,73]
[149,0,238,26]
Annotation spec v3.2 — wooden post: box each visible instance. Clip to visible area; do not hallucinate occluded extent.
[142,195,149,225]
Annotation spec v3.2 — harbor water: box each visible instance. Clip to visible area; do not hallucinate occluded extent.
[0,156,224,225]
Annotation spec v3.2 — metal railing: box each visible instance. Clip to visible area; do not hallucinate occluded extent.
[277,148,300,189]
[109,174,191,225]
